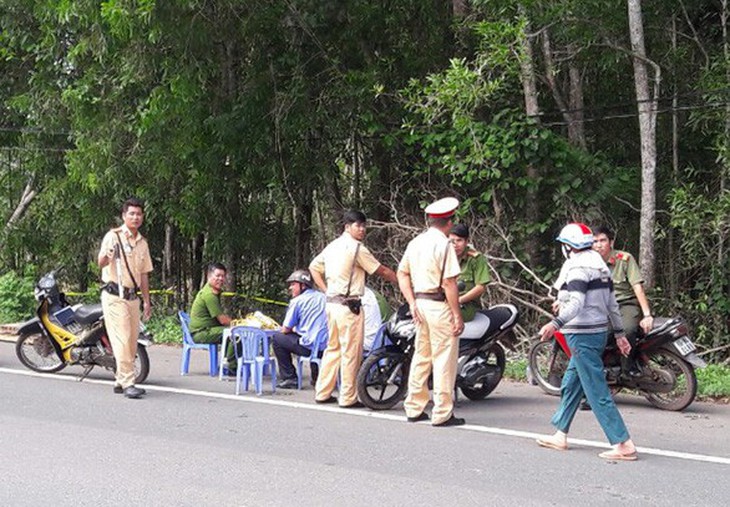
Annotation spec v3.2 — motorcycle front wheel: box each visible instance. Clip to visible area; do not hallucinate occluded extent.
[642,348,697,411]
[460,344,506,401]
[16,333,66,373]
[356,350,409,410]
[528,340,567,396]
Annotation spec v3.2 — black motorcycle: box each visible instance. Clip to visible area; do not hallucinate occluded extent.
[356,303,520,410]
[528,315,706,411]
[15,269,151,383]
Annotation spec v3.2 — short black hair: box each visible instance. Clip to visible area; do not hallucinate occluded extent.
[450,223,469,238]
[207,262,227,275]
[593,225,615,241]
[343,210,367,226]
[122,197,145,214]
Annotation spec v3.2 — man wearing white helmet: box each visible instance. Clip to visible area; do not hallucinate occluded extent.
[537,223,638,461]
[398,197,465,427]
[271,269,328,389]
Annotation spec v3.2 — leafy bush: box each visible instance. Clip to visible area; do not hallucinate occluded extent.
[697,364,730,398]
[0,270,36,324]
[145,313,182,344]
[504,358,528,382]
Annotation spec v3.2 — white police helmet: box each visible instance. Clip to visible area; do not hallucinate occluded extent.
[556,223,594,252]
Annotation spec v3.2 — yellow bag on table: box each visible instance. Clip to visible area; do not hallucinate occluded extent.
[230,311,280,330]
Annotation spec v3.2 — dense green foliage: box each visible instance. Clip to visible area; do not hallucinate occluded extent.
[0,1,728,361]
[0,270,36,323]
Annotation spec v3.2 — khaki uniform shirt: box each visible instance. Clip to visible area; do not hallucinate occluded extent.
[398,228,460,293]
[309,232,381,297]
[99,225,153,289]
[606,249,643,304]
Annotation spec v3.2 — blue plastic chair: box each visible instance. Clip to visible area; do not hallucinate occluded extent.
[179,311,219,376]
[230,326,277,395]
[296,332,327,390]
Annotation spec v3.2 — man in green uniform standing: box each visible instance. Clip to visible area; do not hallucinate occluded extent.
[449,224,491,322]
[189,262,235,373]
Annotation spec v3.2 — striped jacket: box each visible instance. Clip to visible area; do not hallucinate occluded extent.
[551,249,625,336]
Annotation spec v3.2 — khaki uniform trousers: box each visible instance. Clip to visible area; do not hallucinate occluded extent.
[101,291,140,388]
[315,302,364,406]
[404,299,458,425]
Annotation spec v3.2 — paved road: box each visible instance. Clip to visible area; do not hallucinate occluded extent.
[0,341,728,506]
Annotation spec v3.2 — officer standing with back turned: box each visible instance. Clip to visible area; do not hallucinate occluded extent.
[98,197,153,399]
[398,197,465,426]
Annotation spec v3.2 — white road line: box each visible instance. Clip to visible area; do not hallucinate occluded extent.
[2,366,729,466]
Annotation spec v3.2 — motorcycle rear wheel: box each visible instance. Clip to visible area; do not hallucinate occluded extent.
[16,333,66,373]
[460,344,506,401]
[643,348,697,411]
[528,340,566,396]
[111,344,150,384]
[356,350,409,410]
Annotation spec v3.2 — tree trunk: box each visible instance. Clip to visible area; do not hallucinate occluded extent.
[628,0,659,288]
[669,14,679,298]
[519,14,540,264]
[191,233,205,298]
[567,50,587,150]
[295,197,313,269]
[163,222,173,288]
[4,177,37,234]
[452,0,468,18]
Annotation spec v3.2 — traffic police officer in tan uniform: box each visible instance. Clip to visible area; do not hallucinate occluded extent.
[309,210,397,407]
[398,197,465,426]
[97,197,153,399]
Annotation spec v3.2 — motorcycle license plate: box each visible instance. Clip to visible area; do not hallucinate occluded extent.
[673,336,696,356]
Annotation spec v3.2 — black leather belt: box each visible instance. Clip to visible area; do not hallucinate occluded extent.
[102,282,138,301]
[415,291,446,302]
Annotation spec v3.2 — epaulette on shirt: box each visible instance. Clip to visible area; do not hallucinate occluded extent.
[615,251,632,262]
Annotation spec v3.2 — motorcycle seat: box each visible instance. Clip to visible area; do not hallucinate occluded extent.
[74,304,104,325]
[460,312,491,340]
[460,304,519,340]
[646,317,678,337]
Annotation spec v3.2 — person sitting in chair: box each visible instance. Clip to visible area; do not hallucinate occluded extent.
[272,269,328,389]
[189,262,235,374]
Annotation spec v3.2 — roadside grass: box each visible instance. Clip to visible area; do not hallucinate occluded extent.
[503,356,730,400]
[146,313,182,345]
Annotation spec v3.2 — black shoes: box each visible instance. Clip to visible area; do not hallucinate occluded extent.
[433,415,465,427]
[407,412,430,423]
[276,378,299,389]
[341,401,364,409]
[315,396,338,404]
[123,386,146,399]
[113,384,123,394]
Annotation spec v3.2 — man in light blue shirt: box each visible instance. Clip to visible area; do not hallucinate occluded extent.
[272,269,328,389]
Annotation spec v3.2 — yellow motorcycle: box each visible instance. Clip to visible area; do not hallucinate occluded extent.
[15,269,150,382]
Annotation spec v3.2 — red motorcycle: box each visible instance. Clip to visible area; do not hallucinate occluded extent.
[528,316,705,411]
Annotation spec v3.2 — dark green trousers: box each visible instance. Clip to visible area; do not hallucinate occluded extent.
[192,326,236,369]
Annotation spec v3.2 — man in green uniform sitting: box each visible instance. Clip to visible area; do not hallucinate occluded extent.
[593,225,653,376]
[189,262,235,373]
[449,224,491,322]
